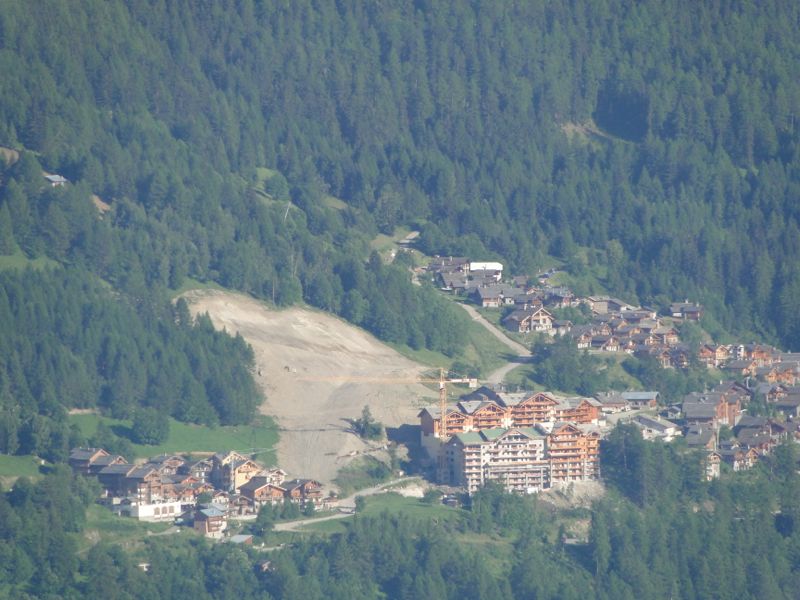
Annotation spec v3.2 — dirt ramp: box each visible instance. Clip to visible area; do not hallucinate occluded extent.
[183,290,434,487]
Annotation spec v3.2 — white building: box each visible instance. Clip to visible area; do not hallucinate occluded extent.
[120,499,184,522]
[442,427,549,495]
[631,415,681,442]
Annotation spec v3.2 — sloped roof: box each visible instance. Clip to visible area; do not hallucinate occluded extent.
[683,403,717,419]
[621,391,659,401]
[69,447,107,461]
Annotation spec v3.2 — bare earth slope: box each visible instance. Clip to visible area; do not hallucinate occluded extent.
[183,290,435,487]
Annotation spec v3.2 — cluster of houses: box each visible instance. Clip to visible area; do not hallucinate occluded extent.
[419,386,604,495]
[423,374,800,494]
[429,258,800,382]
[678,381,800,478]
[609,380,800,479]
[68,448,327,537]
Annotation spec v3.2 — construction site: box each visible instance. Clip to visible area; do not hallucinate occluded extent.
[184,289,601,498]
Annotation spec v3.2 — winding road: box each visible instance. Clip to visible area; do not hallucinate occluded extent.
[458,304,533,384]
[272,477,419,532]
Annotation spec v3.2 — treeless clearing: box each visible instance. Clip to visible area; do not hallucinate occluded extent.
[183,290,436,488]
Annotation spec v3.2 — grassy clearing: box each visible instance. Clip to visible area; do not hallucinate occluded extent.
[475,306,534,347]
[360,491,462,521]
[460,315,515,375]
[0,454,45,487]
[501,364,539,389]
[0,248,59,271]
[299,492,463,534]
[369,227,413,252]
[169,277,227,298]
[334,456,392,496]
[69,414,278,464]
[323,195,347,211]
[386,306,510,379]
[601,353,643,389]
[254,166,279,191]
[79,504,179,553]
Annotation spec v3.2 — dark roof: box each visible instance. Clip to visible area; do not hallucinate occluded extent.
[683,404,717,419]
[685,427,715,447]
[99,464,136,476]
[460,386,503,404]
[91,455,126,467]
[735,416,768,430]
[69,447,107,461]
[127,466,158,480]
[621,391,659,401]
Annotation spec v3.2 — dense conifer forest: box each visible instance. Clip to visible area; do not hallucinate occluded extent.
[1,1,799,597]
[1,427,799,599]
[0,1,798,348]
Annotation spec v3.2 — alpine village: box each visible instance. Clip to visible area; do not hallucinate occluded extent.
[1,2,800,599]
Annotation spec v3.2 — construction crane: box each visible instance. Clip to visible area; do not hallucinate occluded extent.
[294,368,475,480]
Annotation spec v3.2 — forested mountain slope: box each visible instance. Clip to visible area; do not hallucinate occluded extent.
[1,1,798,349]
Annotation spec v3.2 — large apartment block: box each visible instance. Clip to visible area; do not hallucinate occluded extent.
[441,423,600,495]
[419,387,602,457]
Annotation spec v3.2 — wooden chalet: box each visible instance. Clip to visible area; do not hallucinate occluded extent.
[670,301,704,321]
[239,477,287,506]
[211,451,262,492]
[97,463,137,496]
[145,454,186,475]
[620,391,659,408]
[698,344,731,368]
[283,479,323,505]
[180,458,213,483]
[591,335,619,352]
[502,307,554,333]
[739,343,781,366]
[718,446,760,472]
[553,397,602,424]
[194,506,227,538]
[503,392,560,427]
[653,326,679,345]
[124,466,168,503]
[69,448,111,475]
[724,359,758,377]
[457,399,509,430]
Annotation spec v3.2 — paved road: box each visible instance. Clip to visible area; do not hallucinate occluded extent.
[273,477,419,532]
[458,304,532,384]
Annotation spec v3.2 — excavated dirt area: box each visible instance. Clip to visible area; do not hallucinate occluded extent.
[183,290,436,487]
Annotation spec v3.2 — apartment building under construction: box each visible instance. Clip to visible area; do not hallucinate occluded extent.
[440,422,601,495]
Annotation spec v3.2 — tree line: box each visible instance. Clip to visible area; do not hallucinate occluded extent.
[0,0,798,350]
[0,268,259,461]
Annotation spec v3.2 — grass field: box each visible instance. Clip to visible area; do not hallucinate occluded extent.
[170,276,227,298]
[0,248,59,271]
[69,414,278,464]
[299,492,463,534]
[333,456,392,496]
[0,454,45,486]
[79,504,182,554]
[390,305,511,379]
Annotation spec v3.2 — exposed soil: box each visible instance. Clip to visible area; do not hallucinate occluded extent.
[183,290,436,488]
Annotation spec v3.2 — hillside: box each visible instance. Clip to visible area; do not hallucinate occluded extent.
[0,1,798,350]
[184,290,435,485]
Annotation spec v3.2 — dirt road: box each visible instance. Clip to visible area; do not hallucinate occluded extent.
[458,304,532,383]
[273,477,422,532]
[183,290,436,487]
